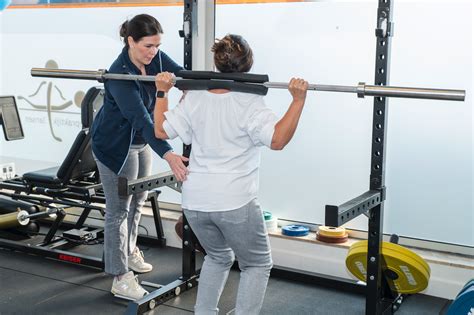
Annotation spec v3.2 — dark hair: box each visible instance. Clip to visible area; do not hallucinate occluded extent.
[120,14,163,47]
[211,34,253,73]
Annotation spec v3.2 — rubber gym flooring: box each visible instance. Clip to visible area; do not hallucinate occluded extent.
[0,243,449,315]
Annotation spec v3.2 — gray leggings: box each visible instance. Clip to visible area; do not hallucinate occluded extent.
[184,199,273,315]
[94,144,152,276]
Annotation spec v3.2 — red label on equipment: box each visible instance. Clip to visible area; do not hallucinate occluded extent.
[58,254,82,264]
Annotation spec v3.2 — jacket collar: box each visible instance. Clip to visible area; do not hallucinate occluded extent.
[121,47,140,74]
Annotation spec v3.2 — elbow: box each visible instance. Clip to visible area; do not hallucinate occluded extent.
[154,127,167,140]
[271,139,286,151]
[154,127,161,139]
[271,126,288,150]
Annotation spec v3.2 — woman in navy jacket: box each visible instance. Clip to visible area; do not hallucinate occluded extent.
[91,14,188,300]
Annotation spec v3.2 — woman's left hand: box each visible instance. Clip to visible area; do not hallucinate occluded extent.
[163,151,189,182]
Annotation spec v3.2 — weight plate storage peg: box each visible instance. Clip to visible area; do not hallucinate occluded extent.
[346,240,431,294]
[281,225,310,237]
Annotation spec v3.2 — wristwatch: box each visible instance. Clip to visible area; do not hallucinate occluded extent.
[156,90,168,99]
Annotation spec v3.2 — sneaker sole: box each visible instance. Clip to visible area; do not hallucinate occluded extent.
[129,266,153,273]
[111,288,147,300]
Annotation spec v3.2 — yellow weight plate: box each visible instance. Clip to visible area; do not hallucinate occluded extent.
[318,226,347,237]
[383,242,431,278]
[346,240,430,294]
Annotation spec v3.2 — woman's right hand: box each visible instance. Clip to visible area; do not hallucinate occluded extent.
[288,78,309,102]
[155,72,175,92]
[163,151,189,182]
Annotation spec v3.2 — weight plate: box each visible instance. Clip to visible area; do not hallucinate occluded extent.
[346,240,430,294]
[263,211,273,221]
[281,224,309,237]
[318,226,346,237]
[316,232,348,243]
[457,279,474,298]
[447,285,474,315]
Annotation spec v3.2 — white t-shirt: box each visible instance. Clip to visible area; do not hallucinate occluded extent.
[163,90,278,211]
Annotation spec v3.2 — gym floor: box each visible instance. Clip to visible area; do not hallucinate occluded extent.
[0,241,449,315]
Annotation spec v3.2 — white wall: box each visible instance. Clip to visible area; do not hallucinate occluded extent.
[216,1,472,246]
[0,1,472,247]
[385,1,472,246]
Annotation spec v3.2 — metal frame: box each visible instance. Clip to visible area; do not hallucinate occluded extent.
[365,2,395,313]
[270,265,366,295]
[0,175,167,269]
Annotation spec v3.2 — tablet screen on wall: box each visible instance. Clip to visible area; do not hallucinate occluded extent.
[0,96,24,141]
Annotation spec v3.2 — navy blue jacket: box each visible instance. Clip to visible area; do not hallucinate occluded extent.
[91,47,182,174]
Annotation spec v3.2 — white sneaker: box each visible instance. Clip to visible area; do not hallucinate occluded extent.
[128,247,153,273]
[111,271,148,300]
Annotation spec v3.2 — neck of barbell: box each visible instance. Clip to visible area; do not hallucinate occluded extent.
[264,82,358,94]
[105,72,156,82]
[20,207,60,221]
[30,68,465,101]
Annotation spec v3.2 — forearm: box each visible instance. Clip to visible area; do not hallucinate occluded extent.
[271,99,305,150]
[154,97,169,139]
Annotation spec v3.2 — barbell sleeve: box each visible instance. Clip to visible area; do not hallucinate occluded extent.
[361,84,465,101]
[0,210,30,229]
[31,68,107,82]
[30,68,465,101]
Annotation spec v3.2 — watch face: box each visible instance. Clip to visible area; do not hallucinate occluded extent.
[156,91,166,98]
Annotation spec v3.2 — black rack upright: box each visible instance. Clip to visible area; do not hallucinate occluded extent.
[325,0,399,314]
[179,0,198,281]
[366,0,395,313]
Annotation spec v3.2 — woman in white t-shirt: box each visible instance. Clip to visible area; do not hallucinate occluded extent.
[153,34,308,315]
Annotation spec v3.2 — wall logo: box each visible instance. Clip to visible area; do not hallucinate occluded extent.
[18,60,85,142]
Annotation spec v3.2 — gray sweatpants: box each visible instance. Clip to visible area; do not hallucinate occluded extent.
[184,199,273,315]
[94,144,152,276]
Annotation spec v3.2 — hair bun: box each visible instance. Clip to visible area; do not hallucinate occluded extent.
[119,20,129,39]
[212,37,234,67]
